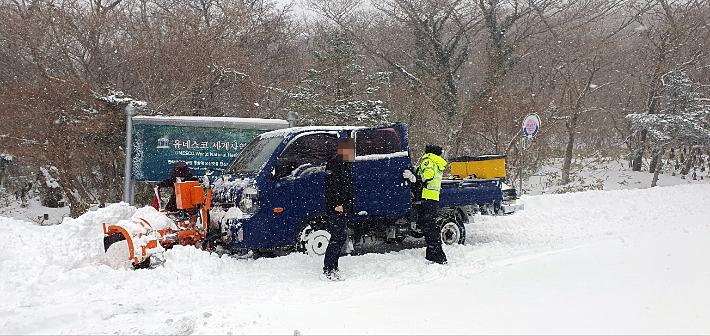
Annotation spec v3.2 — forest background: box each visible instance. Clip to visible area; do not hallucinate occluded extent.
[1,0,709,216]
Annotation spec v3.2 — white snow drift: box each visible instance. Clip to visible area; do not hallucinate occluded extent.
[2,184,710,334]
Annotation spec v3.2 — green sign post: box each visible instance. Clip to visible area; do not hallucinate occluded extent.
[131,116,289,182]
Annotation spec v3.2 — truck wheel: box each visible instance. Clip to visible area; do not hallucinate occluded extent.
[480,203,495,216]
[295,218,331,257]
[439,215,466,245]
[304,230,331,256]
[494,200,503,216]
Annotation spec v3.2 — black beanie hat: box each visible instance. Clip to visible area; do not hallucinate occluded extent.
[425,144,443,156]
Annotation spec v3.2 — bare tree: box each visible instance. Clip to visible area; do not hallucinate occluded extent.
[455,0,572,158]
[628,0,709,171]
[535,0,645,185]
[277,29,392,126]
[115,0,301,117]
[2,0,710,204]
[0,81,124,213]
[309,0,479,121]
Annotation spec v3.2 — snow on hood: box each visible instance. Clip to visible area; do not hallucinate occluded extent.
[208,200,246,235]
[211,176,255,204]
[209,177,251,226]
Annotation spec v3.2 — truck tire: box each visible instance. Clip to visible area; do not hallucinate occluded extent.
[479,203,495,216]
[304,229,331,256]
[438,213,466,245]
[294,217,330,256]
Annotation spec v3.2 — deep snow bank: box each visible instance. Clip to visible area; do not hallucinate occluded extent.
[1,184,710,334]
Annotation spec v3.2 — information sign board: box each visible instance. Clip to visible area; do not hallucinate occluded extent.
[131,116,288,181]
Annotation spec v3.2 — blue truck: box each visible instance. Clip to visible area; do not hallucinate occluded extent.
[208,123,506,256]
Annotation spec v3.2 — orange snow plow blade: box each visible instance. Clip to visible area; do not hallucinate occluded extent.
[102,180,212,269]
[103,222,157,265]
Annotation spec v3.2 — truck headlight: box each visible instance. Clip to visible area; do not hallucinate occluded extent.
[238,187,260,214]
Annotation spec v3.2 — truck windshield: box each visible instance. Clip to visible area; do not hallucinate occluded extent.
[225,136,284,175]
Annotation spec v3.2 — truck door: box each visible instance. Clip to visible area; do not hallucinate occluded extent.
[352,124,411,219]
[269,132,337,244]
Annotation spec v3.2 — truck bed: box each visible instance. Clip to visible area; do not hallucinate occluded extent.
[438,178,503,208]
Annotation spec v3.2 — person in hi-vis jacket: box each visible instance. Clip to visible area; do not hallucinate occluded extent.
[416,145,448,264]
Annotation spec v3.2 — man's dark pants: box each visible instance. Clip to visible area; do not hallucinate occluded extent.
[323,213,349,272]
[419,199,447,263]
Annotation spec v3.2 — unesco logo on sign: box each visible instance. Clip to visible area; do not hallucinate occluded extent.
[157,136,170,148]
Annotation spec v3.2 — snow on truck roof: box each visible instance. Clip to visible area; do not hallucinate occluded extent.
[254,125,407,139]
[259,125,363,138]
[132,115,290,130]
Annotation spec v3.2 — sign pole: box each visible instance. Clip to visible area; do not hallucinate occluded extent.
[520,114,541,195]
[123,104,136,204]
[520,137,525,194]
[287,111,298,128]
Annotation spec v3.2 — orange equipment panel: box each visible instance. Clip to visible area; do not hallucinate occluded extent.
[175,181,204,210]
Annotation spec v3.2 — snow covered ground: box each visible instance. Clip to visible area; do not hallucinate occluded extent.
[2,180,710,334]
[522,155,710,194]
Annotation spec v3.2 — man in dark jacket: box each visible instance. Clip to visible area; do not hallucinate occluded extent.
[322,137,355,281]
[158,161,198,211]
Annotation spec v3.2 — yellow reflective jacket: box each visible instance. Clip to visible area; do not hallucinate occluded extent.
[417,153,447,201]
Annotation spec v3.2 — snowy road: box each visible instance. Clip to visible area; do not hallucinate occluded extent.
[2,184,710,334]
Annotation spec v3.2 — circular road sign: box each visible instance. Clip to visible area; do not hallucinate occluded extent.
[522,114,541,138]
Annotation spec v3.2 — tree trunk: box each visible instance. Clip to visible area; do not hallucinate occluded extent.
[649,148,659,173]
[560,129,575,185]
[631,130,647,171]
[651,146,664,187]
[680,147,698,175]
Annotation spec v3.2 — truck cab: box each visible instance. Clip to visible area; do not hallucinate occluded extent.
[209,123,412,254]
